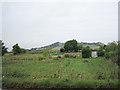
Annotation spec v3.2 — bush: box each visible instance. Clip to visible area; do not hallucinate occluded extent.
[12,43,26,55]
[105,51,116,59]
[105,53,109,59]
[12,44,21,55]
[78,44,83,51]
[82,47,91,58]
[97,49,104,57]
[20,48,26,53]
[105,41,119,65]
[60,48,64,52]
[38,56,45,60]
[1,40,8,56]
[64,54,69,58]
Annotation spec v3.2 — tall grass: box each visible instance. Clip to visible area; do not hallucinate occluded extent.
[2,53,119,88]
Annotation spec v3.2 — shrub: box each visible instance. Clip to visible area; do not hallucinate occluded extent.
[97,48,104,57]
[104,41,120,65]
[82,47,91,58]
[60,48,64,52]
[12,43,26,55]
[64,54,69,58]
[38,56,45,60]
[78,44,83,51]
[12,43,21,55]
[20,48,26,53]
[105,42,118,52]
[1,40,8,56]
[105,53,109,59]
[105,51,115,59]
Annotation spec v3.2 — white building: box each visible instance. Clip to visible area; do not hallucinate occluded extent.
[91,51,98,58]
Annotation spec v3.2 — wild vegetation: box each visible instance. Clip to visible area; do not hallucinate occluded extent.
[1,40,120,88]
[0,40,8,56]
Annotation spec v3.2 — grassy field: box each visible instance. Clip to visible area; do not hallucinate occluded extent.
[2,51,119,88]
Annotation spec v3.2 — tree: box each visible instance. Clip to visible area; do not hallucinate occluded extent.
[82,47,91,58]
[118,41,120,66]
[0,40,8,56]
[97,47,104,57]
[105,42,118,58]
[64,39,78,52]
[60,48,64,52]
[12,43,21,55]
[12,44,26,55]
[105,41,119,65]
[0,40,1,56]
[78,44,83,51]
[105,42,118,52]
[103,45,106,49]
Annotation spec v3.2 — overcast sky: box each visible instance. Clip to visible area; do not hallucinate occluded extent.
[1,2,118,51]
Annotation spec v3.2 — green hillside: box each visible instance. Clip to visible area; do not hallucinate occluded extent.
[32,42,105,51]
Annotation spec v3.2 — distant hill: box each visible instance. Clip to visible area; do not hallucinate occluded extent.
[30,42,105,51]
[78,42,105,50]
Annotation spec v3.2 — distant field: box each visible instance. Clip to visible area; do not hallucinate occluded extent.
[2,52,119,88]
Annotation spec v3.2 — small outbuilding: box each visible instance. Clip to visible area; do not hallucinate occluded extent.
[91,50,97,58]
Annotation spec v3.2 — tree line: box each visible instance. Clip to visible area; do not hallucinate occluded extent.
[1,39,120,65]
[0,40,26,56]
[60,39,92,58]
[60,39,119,65]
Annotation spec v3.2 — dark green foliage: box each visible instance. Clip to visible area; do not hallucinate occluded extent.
[105,53,110,59]
[105,51,115,59]
[0,40,8,56]
[0,40,1,56]
[103,45,106,49]
[105,41,119,65]
[78,44,83,51]
[105,42,118,59]
[12,43,26,55]
[118,41,120,66]
[82,47,91,58]
[105,42,118,52]
[12,43,21,55]
[38,56,45,60]
[64,39,78,52]
[97,47,104,57]
[60,48,64,52]
[20,48,26,53]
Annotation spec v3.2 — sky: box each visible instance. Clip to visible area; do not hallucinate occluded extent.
[0,1,118,51]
